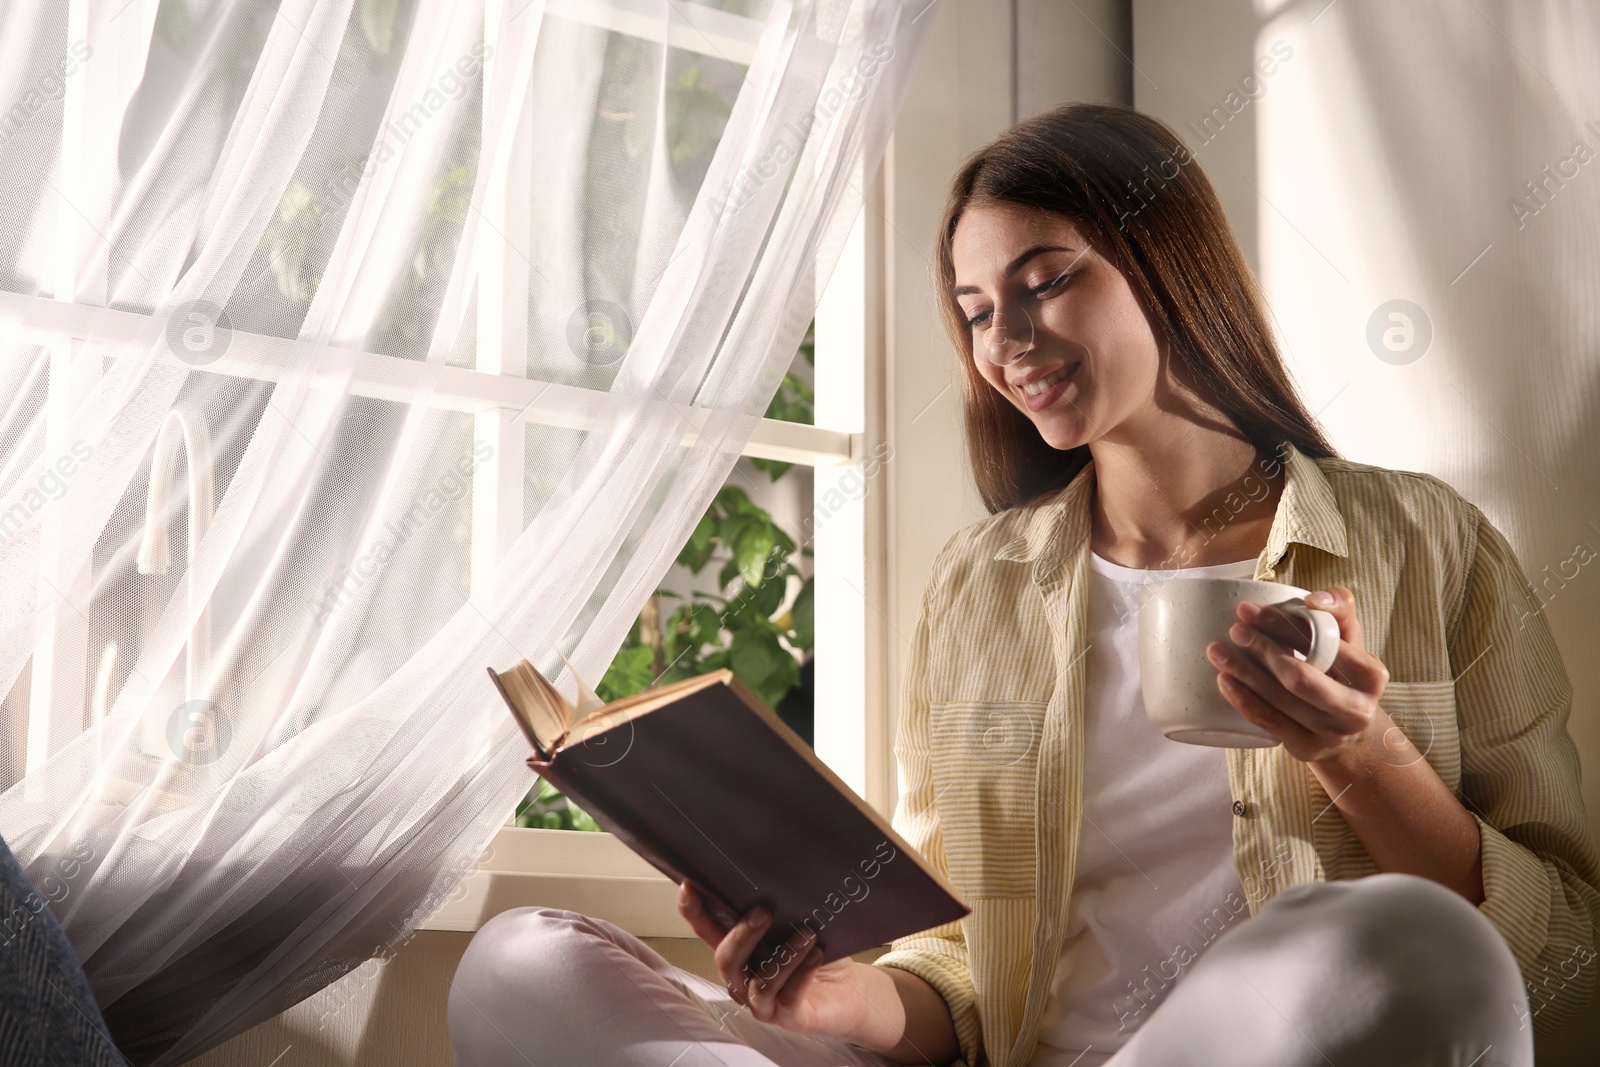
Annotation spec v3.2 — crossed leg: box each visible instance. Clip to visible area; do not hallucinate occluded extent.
[1106,873,1535,1067]
[449,905,899,1067]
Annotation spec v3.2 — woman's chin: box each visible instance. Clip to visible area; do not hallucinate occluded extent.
[1032,421,1086,452]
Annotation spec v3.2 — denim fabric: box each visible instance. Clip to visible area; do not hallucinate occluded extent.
[0,834,125,1066]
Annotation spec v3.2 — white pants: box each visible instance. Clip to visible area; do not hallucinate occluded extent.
[448,872,1535,1067]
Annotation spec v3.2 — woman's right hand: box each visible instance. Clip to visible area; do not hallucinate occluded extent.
[676,880,872,1039]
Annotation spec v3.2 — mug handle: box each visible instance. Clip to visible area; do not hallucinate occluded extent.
[1267,600,1341,673]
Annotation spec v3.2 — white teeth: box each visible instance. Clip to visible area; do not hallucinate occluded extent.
[1021,364,1077,397]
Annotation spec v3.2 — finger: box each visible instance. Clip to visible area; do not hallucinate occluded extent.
[747,929,819,1019]
[1244,600,1382,694]
[1218,628,1366,736]
[1217,671,1319,750]
[714,905,774,994]
[773,945,826,1012]
[1318,586,1365,648]
[1242,600,1318,655]
[745,925,820,1019]
[1246,620,1377,727]
[1208,636,1323,726]
[1275,587,1370,676]
[677,882,730,949]
[1229,622,1338,707]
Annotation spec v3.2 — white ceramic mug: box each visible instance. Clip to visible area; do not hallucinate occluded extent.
[1138,578,1341,748]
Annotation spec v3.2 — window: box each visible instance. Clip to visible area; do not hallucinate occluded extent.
[511,198,883,831]
[431,205,878,935]
[516,323,821,832]
[1,0,889,930]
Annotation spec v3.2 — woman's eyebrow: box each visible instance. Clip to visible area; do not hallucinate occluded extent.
[953,245,1078,297]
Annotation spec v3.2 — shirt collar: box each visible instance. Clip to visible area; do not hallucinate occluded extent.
[991,441,1349,579]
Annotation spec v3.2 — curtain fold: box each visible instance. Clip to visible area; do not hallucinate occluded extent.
[0,0,935,1061]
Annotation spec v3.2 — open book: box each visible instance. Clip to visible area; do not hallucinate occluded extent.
[487,653,971,967]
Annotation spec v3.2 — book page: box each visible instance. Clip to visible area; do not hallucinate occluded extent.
[552,646,606,723]
[498,662,575,752]
[562,670,731,742]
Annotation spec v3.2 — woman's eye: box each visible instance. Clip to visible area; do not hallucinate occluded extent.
[963,271,1071,329]
[1032,270,1072,296]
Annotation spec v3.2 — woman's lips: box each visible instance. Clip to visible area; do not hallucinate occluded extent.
[1018,362,1080,412]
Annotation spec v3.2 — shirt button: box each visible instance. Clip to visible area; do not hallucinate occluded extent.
[1232,799,1248,817]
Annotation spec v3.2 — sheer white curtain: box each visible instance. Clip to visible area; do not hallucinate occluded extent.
[0,0,933,1061]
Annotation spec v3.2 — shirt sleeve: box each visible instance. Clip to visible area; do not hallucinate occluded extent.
[1450,502,1600,1037]
[871,551,985,1067]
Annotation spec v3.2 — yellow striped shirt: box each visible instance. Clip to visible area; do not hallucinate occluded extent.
[871,440,1600,1066]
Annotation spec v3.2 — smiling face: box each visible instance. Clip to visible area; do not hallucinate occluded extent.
[950,200,1172,452]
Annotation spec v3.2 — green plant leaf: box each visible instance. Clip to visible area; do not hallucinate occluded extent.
[534,407,820,832]
[683,600,726,648]
[763,371,814,426]
[716,485,761,517]
[564,801,603,833]
[739,567,789,619]
[664,63,730,176]
[729,628,799,710]
[517,776,607,831]
[733,523,778,588]
[412,165,473,284]
[596,644,656,703]
[790,577,814,651]
[717,514,755,557]
[770,525,796,560]
[262,181,328,303]
[677,510,718,573]
[359,0,400,56]
[751,458,794,481]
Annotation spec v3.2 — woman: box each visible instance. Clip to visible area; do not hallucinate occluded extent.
[449,103,1600,1067]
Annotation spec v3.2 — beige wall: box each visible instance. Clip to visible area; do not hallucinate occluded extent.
[188,931,474,1067]
[1131,0,1266,274]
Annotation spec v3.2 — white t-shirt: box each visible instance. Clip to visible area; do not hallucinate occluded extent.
[1026,549,1259,1067]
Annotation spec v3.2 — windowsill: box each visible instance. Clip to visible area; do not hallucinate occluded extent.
[416,826,695,937]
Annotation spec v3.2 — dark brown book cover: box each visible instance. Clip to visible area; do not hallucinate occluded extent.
[487,662,971,969]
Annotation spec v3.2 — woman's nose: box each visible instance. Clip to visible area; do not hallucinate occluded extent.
[982,307,1032,365]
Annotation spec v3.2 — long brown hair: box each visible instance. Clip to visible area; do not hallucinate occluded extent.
[934,102,1341,514]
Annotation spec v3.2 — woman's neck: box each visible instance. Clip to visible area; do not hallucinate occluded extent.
[1087,433,1285,571]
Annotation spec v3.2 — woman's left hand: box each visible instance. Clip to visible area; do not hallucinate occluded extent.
[1205,585,1390,764]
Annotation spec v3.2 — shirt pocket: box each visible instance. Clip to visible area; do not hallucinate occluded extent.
[1376,680,1461,791]
[927,700,1047,897]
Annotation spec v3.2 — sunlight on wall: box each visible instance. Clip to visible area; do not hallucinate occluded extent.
[1254,13,1447,476]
